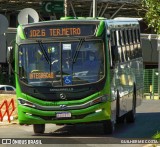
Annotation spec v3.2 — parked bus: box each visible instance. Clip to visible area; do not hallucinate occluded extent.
[11,17,143,134]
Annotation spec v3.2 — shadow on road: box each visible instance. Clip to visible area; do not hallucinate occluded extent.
[114,112,160,138]
[32,112,160,139]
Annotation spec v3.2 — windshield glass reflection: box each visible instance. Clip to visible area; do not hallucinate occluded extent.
[19,40,104,87]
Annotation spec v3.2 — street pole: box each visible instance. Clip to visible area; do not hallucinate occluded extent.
[93,0,97,18]
[64,0,69,17]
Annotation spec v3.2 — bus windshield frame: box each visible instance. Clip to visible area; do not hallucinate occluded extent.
[18,39,105,87]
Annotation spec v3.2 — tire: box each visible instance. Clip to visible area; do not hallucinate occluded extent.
[126,85,136,123]
[116,115,125,124]
[103,120,114,134]
[116,90,125,124]
[33,124,45,134]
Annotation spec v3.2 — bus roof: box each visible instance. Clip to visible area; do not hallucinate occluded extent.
[21,18,139,28]
[114,17,143,21]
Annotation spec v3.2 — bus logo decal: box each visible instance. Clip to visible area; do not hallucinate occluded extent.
[60,93,66,100]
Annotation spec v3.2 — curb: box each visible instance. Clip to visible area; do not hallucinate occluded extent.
[143,144,160,147]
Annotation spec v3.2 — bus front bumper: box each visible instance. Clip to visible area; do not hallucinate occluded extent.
[18,102,110,125]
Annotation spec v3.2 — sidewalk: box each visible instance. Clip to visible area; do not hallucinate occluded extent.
[0,117,18,126]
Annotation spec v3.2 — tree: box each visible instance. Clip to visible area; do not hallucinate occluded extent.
[142,0,160,34]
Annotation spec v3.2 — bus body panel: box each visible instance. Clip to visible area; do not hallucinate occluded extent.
[106,19,143,119]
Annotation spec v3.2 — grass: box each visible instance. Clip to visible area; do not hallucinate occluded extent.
[152,132,160,147]
[153,131,160,140]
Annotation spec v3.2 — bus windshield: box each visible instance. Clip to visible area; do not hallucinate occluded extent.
[18,40,105,87]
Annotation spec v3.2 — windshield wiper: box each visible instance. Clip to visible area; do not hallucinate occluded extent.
[36,40,51,65]
[72,38,85,63]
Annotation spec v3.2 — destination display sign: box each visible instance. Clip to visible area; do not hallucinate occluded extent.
[24,24,97,38]
[29,72,55,79]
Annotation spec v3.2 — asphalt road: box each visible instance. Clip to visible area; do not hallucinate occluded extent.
[0,99,160,145]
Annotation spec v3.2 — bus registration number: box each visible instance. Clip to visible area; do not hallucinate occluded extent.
[56,112,71,118]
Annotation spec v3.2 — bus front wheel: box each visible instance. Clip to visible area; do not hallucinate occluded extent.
[126,85,136,123]
[33,124,45,134]
[103,120,114,134]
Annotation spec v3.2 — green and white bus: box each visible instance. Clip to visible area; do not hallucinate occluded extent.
[14,17,143,134]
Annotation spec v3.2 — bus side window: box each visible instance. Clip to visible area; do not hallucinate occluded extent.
[134,29,138,58]
[122,29,127,62]
[126,29,131,61]
[129,29,134,59]
[110,30,119,66]
[116,30,122,62]
[118,30,124,62]
[137,29,142,57]
[120,30,126,62]
[108,30,113,67]
[134,28,141,58]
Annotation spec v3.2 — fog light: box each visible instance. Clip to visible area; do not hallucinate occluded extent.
[18,98,36,108]
[26,113,32,116]
[95,109,102,113]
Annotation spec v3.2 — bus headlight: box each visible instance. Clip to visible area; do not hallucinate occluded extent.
[90,95,108,106]
[18,98,36,108]
[95,109,102,113]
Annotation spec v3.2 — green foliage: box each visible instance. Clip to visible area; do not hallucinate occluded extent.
[152,131,160,140]
[0,73,6,84]
[142,0,160,34]
[0,72,15,87]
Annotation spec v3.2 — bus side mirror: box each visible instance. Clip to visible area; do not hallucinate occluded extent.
[7,46,14,64]
[106,30,110,38]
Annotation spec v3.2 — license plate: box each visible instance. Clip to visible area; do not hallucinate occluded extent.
[56,112,71,118]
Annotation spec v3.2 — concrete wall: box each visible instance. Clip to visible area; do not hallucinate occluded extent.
[141,34,158,65]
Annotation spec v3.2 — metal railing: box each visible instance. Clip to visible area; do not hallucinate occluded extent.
[144,69,159,99]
